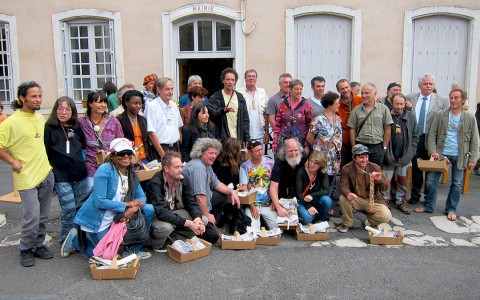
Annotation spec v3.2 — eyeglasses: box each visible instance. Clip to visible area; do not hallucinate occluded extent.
[114,150,134,157]
[57,107,72,113]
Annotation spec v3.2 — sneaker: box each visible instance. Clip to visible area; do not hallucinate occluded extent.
[137,251,152,260]
[337,224,350,233]
[397,202,411,214]
[61,228,77,257]
[153,245,168,253]
[20,250,35,267]
[33,246,53,259]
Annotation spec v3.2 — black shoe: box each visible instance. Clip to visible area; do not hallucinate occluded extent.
[33,246,53,259]
[20,250,35,267]
[408,197,420,204]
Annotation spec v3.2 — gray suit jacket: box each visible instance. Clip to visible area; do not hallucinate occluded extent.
[406,93,449,133]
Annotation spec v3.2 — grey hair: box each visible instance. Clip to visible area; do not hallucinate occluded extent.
[187,75,202,87]
[363,82,377,93]
[117,83,135,100]
[244,69,257,78]
[418,73,436,86]
[276,138,303,161]
[155,77,173,92]
[190,138,222,159]
[278,73,292,83]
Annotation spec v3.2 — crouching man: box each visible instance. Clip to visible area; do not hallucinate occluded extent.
[337,144,392,233]
[148,151,219,252]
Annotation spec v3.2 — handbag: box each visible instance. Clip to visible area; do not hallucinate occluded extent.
[120,209,149,245]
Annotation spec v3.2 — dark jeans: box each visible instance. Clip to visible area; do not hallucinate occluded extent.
[411,134,429,200]
[211,190,227,224]
[362,143,384,167]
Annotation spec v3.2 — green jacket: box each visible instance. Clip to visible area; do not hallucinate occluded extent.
[427,109,479,170]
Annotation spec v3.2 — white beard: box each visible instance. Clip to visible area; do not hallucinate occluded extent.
[286,155,301,168]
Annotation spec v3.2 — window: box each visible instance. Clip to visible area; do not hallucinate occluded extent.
[0,23,13,103]
[178,20,231,53]
[63,20,115,101]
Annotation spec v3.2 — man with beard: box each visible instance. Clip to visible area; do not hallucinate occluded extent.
[337,144,391,233]
[148,152,219,252]
[0,81,55,267]
[379,82,402,111]
[269,138,307,217]
[383,93,419,214]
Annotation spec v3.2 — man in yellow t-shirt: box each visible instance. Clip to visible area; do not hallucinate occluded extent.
[0,81,54,267]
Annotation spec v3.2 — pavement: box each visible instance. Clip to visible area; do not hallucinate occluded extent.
[1,160,480,299]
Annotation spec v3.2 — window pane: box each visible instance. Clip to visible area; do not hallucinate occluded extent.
[95,38,103,49]
[216,22,231,51]
[73,65,81,75]
[198,21,213,51]
[81,52,89,63]
[70,39,79,50]
[80,38,88,49]
[96,52,104,63]
[96,64,105,75]
[94,25,102,37]
[81,65,90,75]
[83,78,91,90]
[74,90,82,101]
[70,26,78,38]
[72,53,80,64]
[79,26,88,37]
[179,22,194,51]
[97,78,106,88]
[73,78,81,89]
[104,37,110,49]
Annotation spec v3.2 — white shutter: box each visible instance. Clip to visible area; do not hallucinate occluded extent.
[411,16,468,96]
[294,14,352,97]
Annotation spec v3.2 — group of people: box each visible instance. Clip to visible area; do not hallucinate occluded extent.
[0,68,478,267]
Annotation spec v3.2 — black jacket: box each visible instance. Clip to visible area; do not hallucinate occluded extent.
[207,90,250,143]
[147,170,202,227]
[181,124,216,162]
[117,111,152,160]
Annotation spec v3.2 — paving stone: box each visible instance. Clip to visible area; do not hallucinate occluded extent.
[0,214,6,228]
[448,238,477,247]
[392,226,405,231]
[403,230,424,236]
[390,217,404,226]
[332,238,367,248]
[0,232,21,246]
[403,235,449,247]
[378,223,392,230]
[471,216,480,225]
[430,216,470,234]
[471,237,480,245]
[311,241,331,247]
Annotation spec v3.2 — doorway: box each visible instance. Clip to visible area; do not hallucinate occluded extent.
[177,58,234,98]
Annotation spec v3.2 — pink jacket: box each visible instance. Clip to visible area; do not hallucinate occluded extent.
[93,221,127,259]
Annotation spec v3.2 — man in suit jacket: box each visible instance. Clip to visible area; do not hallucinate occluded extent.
[405,73,449,204]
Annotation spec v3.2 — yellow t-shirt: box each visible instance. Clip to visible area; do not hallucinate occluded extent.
[0,111,52,190]
[222,90,238,138]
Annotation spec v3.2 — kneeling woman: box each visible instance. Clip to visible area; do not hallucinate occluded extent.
[296,151,333,224]
[61,138,154,259]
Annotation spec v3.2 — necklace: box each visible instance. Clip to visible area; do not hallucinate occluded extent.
[90,115,103,132]
[30,117,41,138]
[128,115,138,126]
[60,125,75,154]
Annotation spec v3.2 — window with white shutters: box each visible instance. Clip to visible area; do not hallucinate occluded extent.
[0,23,13,104]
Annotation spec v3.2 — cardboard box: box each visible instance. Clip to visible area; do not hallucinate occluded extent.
[369,228,404,245]
[227,191,257,205]
[296,224,329,241]
[255,227,281,246]
[219,232,256,250]
[240,149,251,161]
[136,167,161,181]
[167,238,212,263]
[90,256,140,280]
[278,222,298,231]
[417,157,449,172]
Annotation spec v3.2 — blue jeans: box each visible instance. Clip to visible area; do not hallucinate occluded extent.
[55,179,89,242]
[73,203,155,257]
[424,155,463,213]
[298,195,333,224]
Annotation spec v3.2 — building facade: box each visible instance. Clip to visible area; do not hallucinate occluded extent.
[1,0,479,113]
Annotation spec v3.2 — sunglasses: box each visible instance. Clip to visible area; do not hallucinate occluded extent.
[114,150,134,157]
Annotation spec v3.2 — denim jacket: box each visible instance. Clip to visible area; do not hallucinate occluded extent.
[74,163,146,232]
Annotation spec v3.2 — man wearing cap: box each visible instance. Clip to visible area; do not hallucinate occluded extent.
[237,69,270,145]
[383,93,419,214]
[146,77,183,159]
[337,144,391,233]
[142,74,158,109]
[405,73,449,204]
[309,76,326,118]
[379,82,402,111]
[147,151,219,252]
[238,140,277,229]
[336,79,362,168]
[348,82,393,167]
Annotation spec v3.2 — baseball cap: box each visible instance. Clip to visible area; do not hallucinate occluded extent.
[247,140,263,150]
[109,138,134,154]
[387,82,401,91]
[352,144,369,157]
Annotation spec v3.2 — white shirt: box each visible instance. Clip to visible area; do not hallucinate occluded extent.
[415,94,431,134]
[146,97,183,144]
[237,87,268,140]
